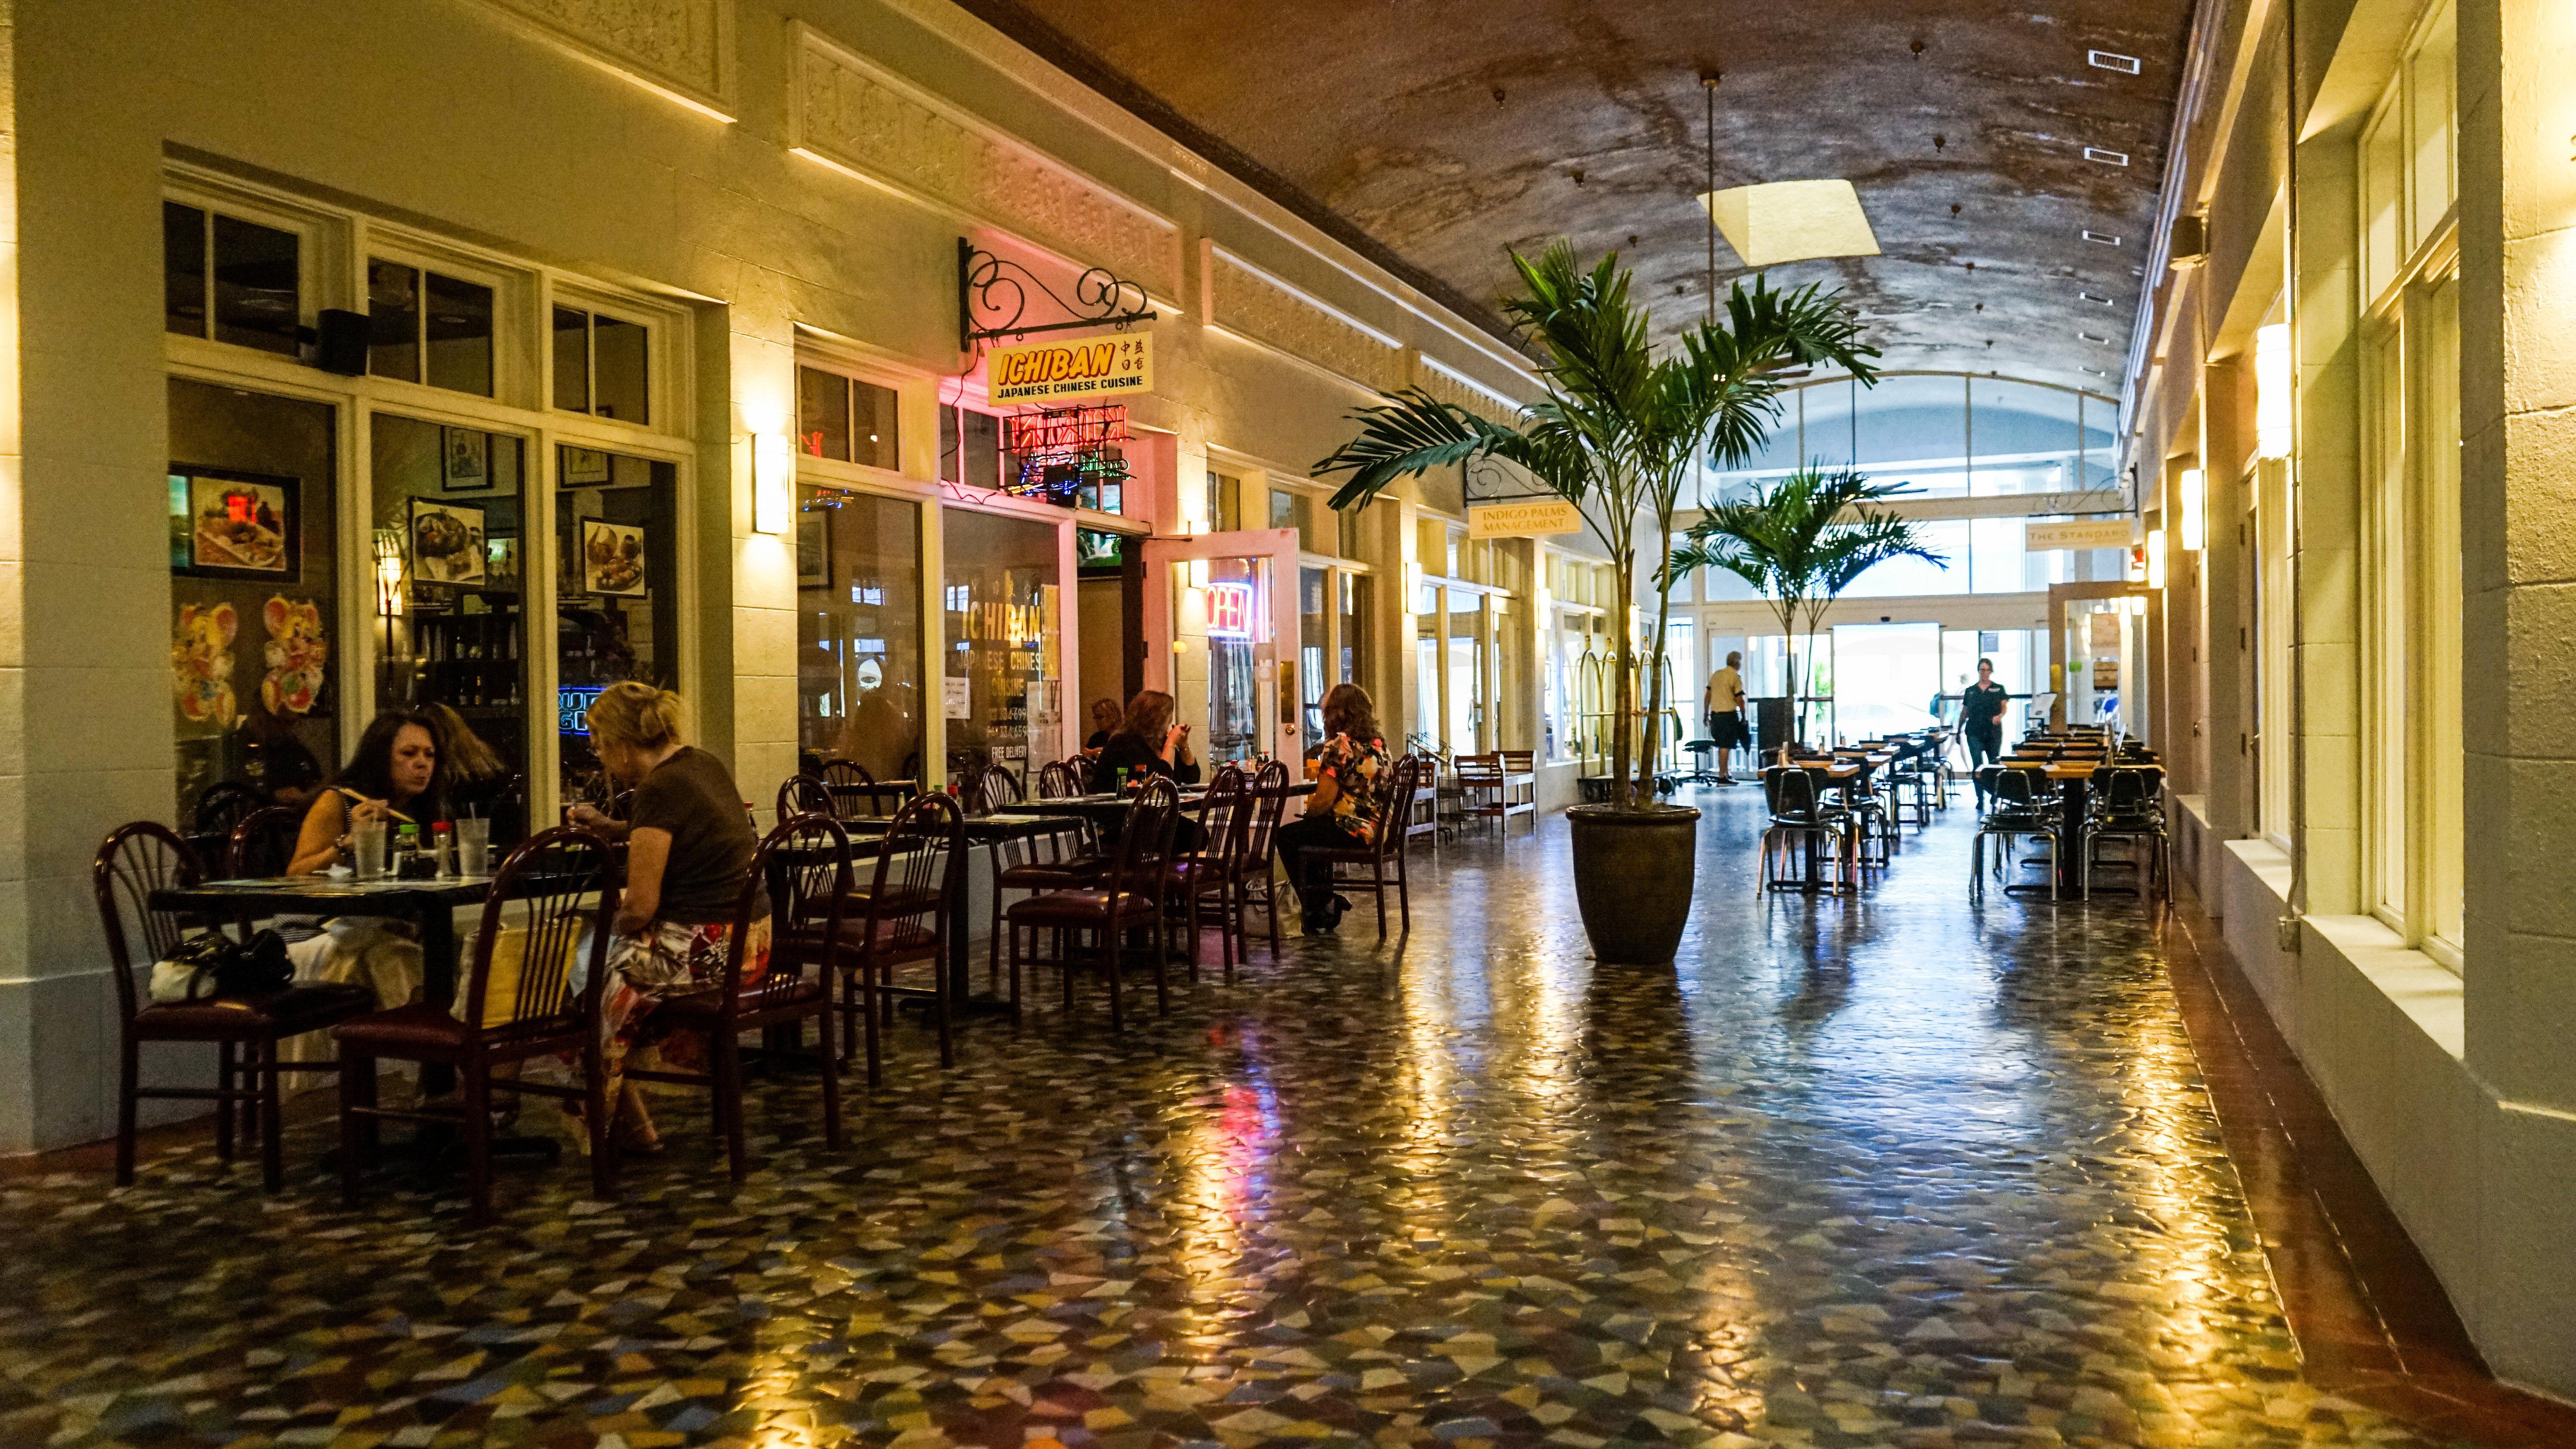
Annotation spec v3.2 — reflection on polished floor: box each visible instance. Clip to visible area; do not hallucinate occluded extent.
[0,792,2513,1448]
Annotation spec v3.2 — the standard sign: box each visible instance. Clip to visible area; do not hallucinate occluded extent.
[986,333,1153,405]
[1468,497,1584,539]
[2024,518,2135,552]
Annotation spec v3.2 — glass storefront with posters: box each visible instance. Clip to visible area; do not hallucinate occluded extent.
[797,485,926,782]
[942,506,1062,786]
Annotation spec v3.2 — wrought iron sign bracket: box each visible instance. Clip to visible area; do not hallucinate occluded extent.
[958,238,1157,352]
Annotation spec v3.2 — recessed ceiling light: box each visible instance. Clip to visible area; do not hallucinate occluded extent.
[2079,291,2115,304]
[2078,331,2112,344]
[2084,147,2131,167]
[2080,365,2111,376]
[2088,51,2142,73]
[2082,230,2122,245]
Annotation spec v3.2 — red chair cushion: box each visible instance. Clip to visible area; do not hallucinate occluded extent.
[1007,889,1159,927]
[331,1002,471,1055]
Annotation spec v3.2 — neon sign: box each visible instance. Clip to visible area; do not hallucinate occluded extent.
[1205,581,1255,640]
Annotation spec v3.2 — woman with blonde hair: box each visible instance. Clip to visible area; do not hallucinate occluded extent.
[1272,682,1391,933]
[566,682,762,1154]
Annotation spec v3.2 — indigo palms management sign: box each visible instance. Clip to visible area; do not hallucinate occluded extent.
[986,333,1153,406]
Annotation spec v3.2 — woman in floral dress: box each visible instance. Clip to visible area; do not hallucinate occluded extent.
[1272,683,1391,933]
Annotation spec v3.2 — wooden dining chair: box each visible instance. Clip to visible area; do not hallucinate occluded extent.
[94,822,374,1192]
[627,814,851,1182]
[1231,760,1293,956]
[1306,755,1426,935]
[1452,752,1507,837]
[1165,766,1249,979]
[331,826,618,1226]
[777,773,835,825]
[831,791,964,1085]
[1007,777,1180,1031]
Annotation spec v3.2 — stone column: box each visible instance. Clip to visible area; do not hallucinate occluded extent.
[2292,126,2364,917]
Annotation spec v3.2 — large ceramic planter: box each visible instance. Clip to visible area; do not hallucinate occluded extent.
[1567,803,1701,964]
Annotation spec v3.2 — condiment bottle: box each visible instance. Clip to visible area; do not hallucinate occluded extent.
[395,822,422,874]
[431,822,456,879]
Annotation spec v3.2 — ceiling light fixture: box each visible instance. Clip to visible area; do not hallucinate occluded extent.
[2078,331,2112,344]
[2083,147,2131,166]
[2079,291,2115,304]
[2087,50,2142,73]
[2081,230,2122,245]
[1700,180,1881,267]
[2080,365,2110,377]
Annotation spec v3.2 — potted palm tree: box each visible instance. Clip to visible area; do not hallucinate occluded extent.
[1671,465,1947,754]
[1312,243,1877,963]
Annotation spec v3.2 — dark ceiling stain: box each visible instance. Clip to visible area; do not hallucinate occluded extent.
[954,0,2191,393]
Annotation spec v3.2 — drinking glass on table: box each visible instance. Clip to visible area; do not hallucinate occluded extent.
[456,816,491,876]
[351,818,389,880]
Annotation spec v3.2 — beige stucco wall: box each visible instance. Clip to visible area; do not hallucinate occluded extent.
[0,0,1550,1152]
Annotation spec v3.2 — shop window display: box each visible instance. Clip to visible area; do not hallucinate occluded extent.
[942,508,1061,785]
[556,446,680,805]
[370,413,530,841]
[799,486,925,782]
[163,201,301,355]
[167,378,339,823]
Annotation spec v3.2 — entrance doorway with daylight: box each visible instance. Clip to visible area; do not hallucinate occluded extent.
[1142,527,1305,767]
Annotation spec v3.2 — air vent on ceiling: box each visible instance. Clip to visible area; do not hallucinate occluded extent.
[2078,332,2112,344]
[2082,230,2122,245]
[2088,50,2142,73]
[2079,291,2115,305]
[2084,147,2131,166]
[2080,365,2111,377]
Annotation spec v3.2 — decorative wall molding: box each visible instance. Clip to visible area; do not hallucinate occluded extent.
[789,23,1181,300]
[1206,245,1402,394]
[1413,353,1524,426]
[476,0,735,117]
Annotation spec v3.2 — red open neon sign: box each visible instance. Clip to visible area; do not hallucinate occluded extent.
[1204,581,1255,640]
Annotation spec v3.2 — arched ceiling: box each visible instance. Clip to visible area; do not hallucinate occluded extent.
[954,0,2193,395]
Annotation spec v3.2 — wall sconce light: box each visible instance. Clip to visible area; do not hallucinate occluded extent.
[2146,527,2167,589]
[2254,323,2291,459]
[1188,558,1211,589]
[1403,560,1425,599]
[751,431,795,535]
[2178,467,2206,552]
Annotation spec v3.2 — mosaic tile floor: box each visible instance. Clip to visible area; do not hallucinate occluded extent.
[1,791,2476,1448]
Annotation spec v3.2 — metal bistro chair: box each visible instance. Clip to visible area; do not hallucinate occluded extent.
[2081,766,2168,900]
[1006,776,1181,1032]
[1972,765,2062,901]
[332,826,619,1226]
[628,815,851,1182]
[1757,765,1854,895]
[1306,755,1426,936]
[827,791,964,1085]
[1231,759,1294,956]
[778,773,836,825]
[94,822,375,1193]
[226,804,305,879]
[986,764,1108,981]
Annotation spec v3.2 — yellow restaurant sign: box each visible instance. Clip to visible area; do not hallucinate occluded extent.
[986,332,1153,406]
[1468,497,1585,539]
[2023,517,2136,552]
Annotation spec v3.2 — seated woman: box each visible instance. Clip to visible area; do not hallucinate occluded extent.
[1272,683,1391,933]
[1082,697,1120,753]
[1088,689,1200,794]
[275,709,447,1056]
[565,681,763,1155]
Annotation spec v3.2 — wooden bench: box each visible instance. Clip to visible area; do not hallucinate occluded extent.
[1499,749,1540,831]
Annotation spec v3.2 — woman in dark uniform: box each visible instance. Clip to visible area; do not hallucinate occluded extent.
[1962,657,2010,808]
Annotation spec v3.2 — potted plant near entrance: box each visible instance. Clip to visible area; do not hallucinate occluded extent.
[1312,244,1877,964]
[1671,465,1947,756]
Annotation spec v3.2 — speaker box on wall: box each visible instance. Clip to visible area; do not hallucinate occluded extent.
[313,309,368,376]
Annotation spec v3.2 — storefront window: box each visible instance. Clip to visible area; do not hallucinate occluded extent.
[163,202,301,355]
[1448,593,1484,751]
[167,379,339,822]
[371,413,530,840]
[1339,572,1367,686]
[1299,566,1328,749]
[552,307,650,424]
[940,406,1002,488]
[1201,558,1262,764]
[799,486,924,782]
[556,445,679,806]
[943,508,1060,785]
[797,365,900,472]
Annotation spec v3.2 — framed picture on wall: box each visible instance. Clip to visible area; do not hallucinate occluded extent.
[174,468,299,580]
[562,447,611,485]
[409,498,487,586]
[440,427,487,491]
[581,518,647,596]
[797,516,829,589]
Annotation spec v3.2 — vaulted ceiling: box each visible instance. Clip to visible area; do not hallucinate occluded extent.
[956,0,2194,396]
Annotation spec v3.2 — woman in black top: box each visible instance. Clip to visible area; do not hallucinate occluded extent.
[1089,689,1200,794]
[1082,697,1120,752]
[1961,657,2011,806]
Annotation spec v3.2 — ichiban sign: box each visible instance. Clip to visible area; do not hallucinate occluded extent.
[1468,497,1585,539]
[986,333,1153,406]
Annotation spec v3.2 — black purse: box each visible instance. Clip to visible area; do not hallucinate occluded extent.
[160,928,295,999]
